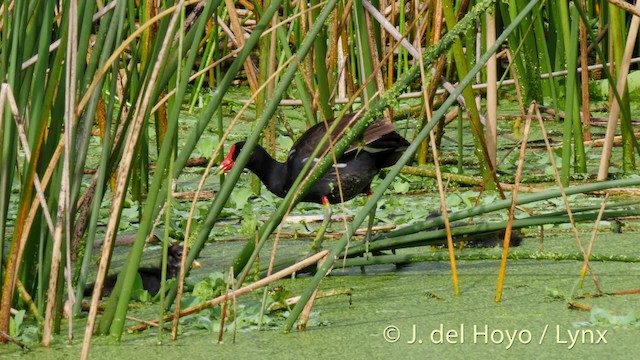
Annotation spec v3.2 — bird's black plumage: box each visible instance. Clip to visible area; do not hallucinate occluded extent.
[84,244,186,298]
[219,113,410,204]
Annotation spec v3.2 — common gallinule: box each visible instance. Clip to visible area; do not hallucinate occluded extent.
[219,112,410,251]
[84,244,200,298]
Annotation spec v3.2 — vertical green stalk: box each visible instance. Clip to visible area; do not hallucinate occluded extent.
[555,0,570,66]
[569,7,586,173]
[609,3,634,172]
[0,0,8,288]
[352,0,377,104]
[158,155,174,341]
[531,2,557,104]
[515,0,543,102]
[273,9,315,123]
[397,0,407,79]
[441,0,493,188]
[188,19,217,112]
[255,0,281,196]
[311,0,333,120]
[457,107,464,174]
[214,6,226,186]
[561,5,585,185]
[72,68,117,315]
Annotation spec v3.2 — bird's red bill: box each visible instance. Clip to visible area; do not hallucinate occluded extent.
[218,144,236,173]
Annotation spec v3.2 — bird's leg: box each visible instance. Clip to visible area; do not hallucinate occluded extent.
[310,196,331,254]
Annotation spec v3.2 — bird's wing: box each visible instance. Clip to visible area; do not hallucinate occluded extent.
[288,113,397,160]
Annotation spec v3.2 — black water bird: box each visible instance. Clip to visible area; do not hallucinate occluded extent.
[219,113,410,204]
[84,244,199,298]
[219,113,410,251]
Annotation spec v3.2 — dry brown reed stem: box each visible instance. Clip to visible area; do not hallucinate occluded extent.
[15,279,43,323]
[415,26,459,295]
[0,330,30,351]
[579,194,609,291]
[535,105,602,293]
[296,287,319,331]
[216,268,235,343]
[223,0,258,92]
[495,102,533,303]
[567,302,619,315]
[296,253,327,330]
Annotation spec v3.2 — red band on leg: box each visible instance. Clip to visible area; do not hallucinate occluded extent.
[322,196,330,206]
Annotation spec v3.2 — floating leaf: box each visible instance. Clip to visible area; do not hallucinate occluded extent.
[195,134,220,158]
[393,180,410,194]
[231,186,253,210]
